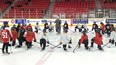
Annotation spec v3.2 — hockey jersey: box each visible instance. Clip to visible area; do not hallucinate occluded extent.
[1,29,11,43]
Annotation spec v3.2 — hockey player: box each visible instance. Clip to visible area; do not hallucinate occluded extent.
[92,22,98,32]
[82,21,88,33]
[1,26,12,54]
[11,28,18,46]
[40,30,49,51]
[35,22,41,33]
[49,22,54,32]
[11,24,16,31]
[100,22,105,34]
[16,23,21,33]
[108,28,116,46]
[78,31,89,50]
[25,27,36,49]
[63,21,68,32]
[55,18,61,34]
[75,22,82,32]
[16,27,26,48]
[91,29,103,50]
[105,22,111,37]
[43,22,49,33]
[60,30,71,51]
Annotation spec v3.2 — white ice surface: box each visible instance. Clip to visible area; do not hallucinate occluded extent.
[0,26,116,65]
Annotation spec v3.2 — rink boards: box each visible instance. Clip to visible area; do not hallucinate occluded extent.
[0,18,116,26]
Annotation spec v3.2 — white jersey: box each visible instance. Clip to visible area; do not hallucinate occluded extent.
[83,24,88,29]
[41,33,49,41]
[35,25,40,30]
[60,33,70,44]
[78,23,81,28]
[110,31,116,41]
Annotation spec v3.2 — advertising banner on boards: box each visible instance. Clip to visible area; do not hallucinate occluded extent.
[15,19,26,25]
[106,19,116,23]
[89,18,106,24]
[73,19,88,24]
[0,19,15,26]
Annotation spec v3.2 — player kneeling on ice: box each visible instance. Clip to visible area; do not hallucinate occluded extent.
[25,28,36,49]
[90,29,103,50]
[63,21,68,32]
[40,30,49,51]
[108,28,116,47]
[60,30,71,51]
[78,31,89,50]
[1,26,12,54]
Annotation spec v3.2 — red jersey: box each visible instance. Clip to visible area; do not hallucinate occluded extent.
[11,29,18,41]
[26,25,32,30]
[80,34,88,44]
[101,24,105,31]
[25,31,36,42]
[1,29,11,43]
[94,33,103,45]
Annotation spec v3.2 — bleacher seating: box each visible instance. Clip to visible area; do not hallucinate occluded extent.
[101,0,116,9]
[0,0,13,12]
[3,0,50,18]
[51,0,95,18]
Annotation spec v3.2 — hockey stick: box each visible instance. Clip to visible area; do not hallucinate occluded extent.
[102,43,110,48]
[48,42,61,48]
[51,43,62,49]
[73,44,79,53]
[9,42,13,53]
[68,29,75,33]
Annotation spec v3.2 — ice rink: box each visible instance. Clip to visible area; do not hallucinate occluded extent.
[0,26,116,65]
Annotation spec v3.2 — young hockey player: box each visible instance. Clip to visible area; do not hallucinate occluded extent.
[49,22,54,32]
[16,23,21,33]
[82,21,88,32]
[35,22,41,33]
[16,27,26,48]
[75,22,82,32]
[63,21,68,32]
[78,31,89,50]
[91,29,103,50]
[60,30,71,51]
[100,22,105,34]
[92,22,98,32]
[43,22,49,33]
[26,24,32,30]
[11,28,18,46]
[1,26,12,54]
[55,18,61,34]
[108,28,116,46]
[40,30,49,51]
[105,22,111,37]
[25,27,36,49]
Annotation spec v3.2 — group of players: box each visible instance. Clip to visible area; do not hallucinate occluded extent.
[0,18,116,54]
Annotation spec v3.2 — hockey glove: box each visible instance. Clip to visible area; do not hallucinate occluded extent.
[47,41,50,44]
[34,40,36,42]
[60,42,62,44]
[10,38,12,41]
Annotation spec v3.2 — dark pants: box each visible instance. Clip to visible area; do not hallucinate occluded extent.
[40,38,46,50]
[35,28,38,33]
[26,41,32,49]
[2,42,9,53]
[91,38,94,47]
[56,26,61,33]
[97,45,103,50]
[78,39,89,49]
[105,29,111,36]
[17,37,26,48]
[12,41,16,46]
